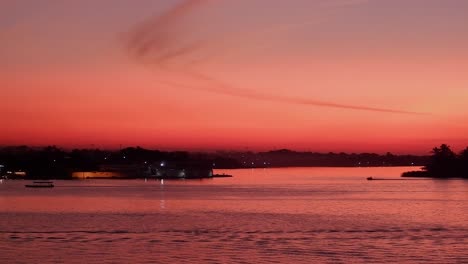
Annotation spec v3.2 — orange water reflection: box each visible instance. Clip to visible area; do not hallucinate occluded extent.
[2,167,468,263]
[2,167,468,222]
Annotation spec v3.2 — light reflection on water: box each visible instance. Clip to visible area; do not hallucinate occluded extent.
[1,167,468,263]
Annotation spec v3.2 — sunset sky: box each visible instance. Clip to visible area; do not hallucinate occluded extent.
[1,0,468,154]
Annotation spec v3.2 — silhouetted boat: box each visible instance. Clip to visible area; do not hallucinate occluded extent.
[212,174,233,178]
[25,181,54,188]
[366,177,421,181]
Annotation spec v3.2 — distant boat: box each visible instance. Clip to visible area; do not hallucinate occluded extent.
[25,181,54,188]
[212,174,233,178]
[366,177,414,181]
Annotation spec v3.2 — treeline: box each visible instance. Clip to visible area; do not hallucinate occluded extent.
[0,146,100,179]
[242,149,428,167]
[402,144,468,178]
[424,144,468,177]
[0,146,240,179]
[0,145,432,179]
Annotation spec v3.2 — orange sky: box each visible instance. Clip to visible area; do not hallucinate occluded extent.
[1,0,468,154]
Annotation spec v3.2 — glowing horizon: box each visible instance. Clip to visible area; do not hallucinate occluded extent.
[1,0,468,154]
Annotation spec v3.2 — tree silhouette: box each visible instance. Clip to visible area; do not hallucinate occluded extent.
[458,147,468,178]
[424,144,458,177]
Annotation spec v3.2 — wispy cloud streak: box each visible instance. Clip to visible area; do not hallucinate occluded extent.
[126,0,427,115]
[178,71,427,115]
[127,0,208,63]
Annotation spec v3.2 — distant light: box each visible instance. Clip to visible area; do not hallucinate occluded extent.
[123,156,126,159]
[160,162,165,167]
[213,163,216,167]
[104,157,107,160]
[0,165,4,168]
[144,161,147,164]
[53,160,56,162]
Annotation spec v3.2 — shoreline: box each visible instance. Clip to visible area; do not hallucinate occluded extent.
[401,170,468,179]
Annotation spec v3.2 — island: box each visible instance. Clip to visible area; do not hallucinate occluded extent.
[402,144,468,178]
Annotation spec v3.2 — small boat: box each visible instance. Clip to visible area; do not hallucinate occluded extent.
[212,173,233,178]
[366,177,374,181]
[25,181,54,188]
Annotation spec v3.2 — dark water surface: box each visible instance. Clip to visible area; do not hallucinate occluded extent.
[1,167,468,263]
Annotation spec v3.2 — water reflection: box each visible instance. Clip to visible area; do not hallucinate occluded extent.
[1,167,468,263]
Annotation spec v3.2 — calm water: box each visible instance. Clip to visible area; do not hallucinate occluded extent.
[1,167,468,263]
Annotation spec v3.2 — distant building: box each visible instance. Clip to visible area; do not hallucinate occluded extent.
[70,161,213,179]
[98,164,146,178]
[145,161,213,179]
[72,171,125,179]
